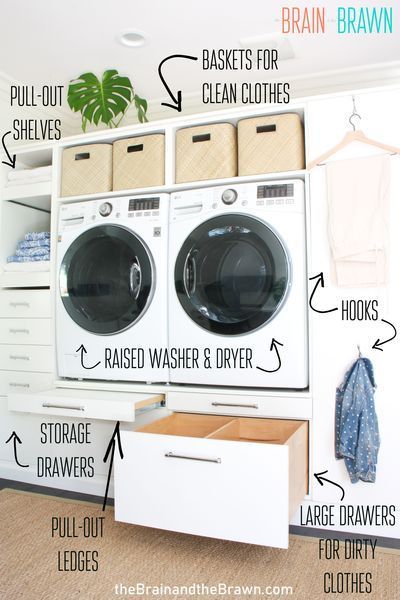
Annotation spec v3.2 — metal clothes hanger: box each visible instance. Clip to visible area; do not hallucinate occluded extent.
[307,96,400,170]
[357,344,362,358]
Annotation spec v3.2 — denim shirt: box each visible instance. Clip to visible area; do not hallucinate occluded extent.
[335,357,380,483]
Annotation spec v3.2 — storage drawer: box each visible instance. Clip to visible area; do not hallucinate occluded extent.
[0,370,54,396]
[0,289,51,318]
[115,414,308,548]
[8,387,164,422]
[0,344,53,372]
[167,391,312,420]
[0,318,52,345]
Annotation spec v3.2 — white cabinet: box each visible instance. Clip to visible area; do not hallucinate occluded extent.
[0,289,51,318]
[115,413,308,548]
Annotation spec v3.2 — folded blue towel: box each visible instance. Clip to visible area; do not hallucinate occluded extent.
[18,239,50,249]
[7,254,50,263]
[24,231,50,241]
[16,246,50,257]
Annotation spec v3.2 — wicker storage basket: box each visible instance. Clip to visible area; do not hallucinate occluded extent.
[113,134,165,191]
[176,123,237,183]
[61,144,112,197]
[238,113,304,176]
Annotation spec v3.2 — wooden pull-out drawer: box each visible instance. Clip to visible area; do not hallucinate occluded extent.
[0,318,52,345]
[115,413,308,548]
[0,290,51,318]
[0,344,53,372]
[8,387,164,422]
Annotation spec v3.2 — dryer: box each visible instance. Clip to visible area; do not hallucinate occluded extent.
[56,194,169,382]
[168,180,308,388]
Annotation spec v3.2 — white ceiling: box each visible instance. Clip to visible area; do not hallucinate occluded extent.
[1,0,400,102]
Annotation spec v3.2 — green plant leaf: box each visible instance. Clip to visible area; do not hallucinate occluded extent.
[68,70,134,130]
[134,94,148,123]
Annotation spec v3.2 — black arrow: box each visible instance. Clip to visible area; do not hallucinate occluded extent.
[256,338,284,373]
[309,272,338,314]
[158,54,198,112]
[5,431,29,468]
[372,318,397,351]
[314,470,345,501]
[102,421,124,511]
[2,131,16,168]
[76,344,101,370]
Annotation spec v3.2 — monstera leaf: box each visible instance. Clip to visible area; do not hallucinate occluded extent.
[67,70,148,131]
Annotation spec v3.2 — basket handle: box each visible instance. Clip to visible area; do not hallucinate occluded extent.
[127,144,144,153]
[256,124,276,133]
[192,133,211,143]
[75,152,90,160]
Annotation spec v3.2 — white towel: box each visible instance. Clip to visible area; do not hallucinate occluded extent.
[326,154,390,287]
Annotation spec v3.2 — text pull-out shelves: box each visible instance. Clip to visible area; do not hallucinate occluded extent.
[7,387,164,422]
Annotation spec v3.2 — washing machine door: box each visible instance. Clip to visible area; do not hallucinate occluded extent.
[60,225,154,334]
[175,214,290,335]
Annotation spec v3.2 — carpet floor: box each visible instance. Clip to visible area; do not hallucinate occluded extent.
[0,488,398,600]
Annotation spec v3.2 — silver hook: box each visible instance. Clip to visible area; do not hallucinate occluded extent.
[357,344,362,357]
[349,96,362,131]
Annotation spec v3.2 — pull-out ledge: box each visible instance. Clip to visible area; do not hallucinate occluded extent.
[7,387,164,421]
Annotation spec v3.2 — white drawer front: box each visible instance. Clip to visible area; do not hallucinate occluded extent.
[0,289,51,318]
[0,344,53,372]
[0,318,52,345]
[167,391,312,420]
[8,387,164,422]
[115,415,308,548]
[0,370,54,396]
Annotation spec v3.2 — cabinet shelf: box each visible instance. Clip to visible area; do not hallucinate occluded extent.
[2,181,52,211]
[0,270,50,289]
[56,170,307,203]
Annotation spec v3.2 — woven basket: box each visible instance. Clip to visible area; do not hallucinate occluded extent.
[238,113,304,176]
[176,123,237,183]
[113,134,165,191]
[61,144,112,197]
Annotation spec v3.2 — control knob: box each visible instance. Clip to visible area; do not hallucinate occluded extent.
[99,202,112,217]
[221,189,238,205]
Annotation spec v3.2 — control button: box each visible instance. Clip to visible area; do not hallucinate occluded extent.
[221,189,238,205]
[152,211,159,216]
[212,202,218,209]
[276,198,284,205]
[99,202,112,217]
[285,198,294,204]
[242,200,248,206]
[256,200,264,206]
[144,211,151,216]
[266,199,275,205]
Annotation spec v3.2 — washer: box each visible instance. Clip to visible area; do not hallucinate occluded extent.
[168,180,308,388]
[56,194,169,382]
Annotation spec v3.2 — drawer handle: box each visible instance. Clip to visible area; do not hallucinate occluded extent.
[9,355,30,361]
[9,329,30,334]
[165,452,221,464]
[9,382,30,388]
[42,403,85,411]
[9,302,30,308]
[211,402,259,409]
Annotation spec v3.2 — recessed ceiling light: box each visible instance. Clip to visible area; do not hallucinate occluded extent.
[118,30,146,48]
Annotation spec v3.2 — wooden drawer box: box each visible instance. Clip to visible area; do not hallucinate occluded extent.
[0,290,51,318]
[115,413,308,548]
[0,318,52,345]
[0,344,53,373]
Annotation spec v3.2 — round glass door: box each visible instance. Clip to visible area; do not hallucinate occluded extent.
[60,225,153,334]
[175,214,290,335]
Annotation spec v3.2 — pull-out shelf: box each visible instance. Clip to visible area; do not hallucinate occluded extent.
[7,387,164,421]
[115,413,308,548]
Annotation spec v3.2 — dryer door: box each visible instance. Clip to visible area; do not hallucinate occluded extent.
[175,214,290,335]
[60,225,154,334]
